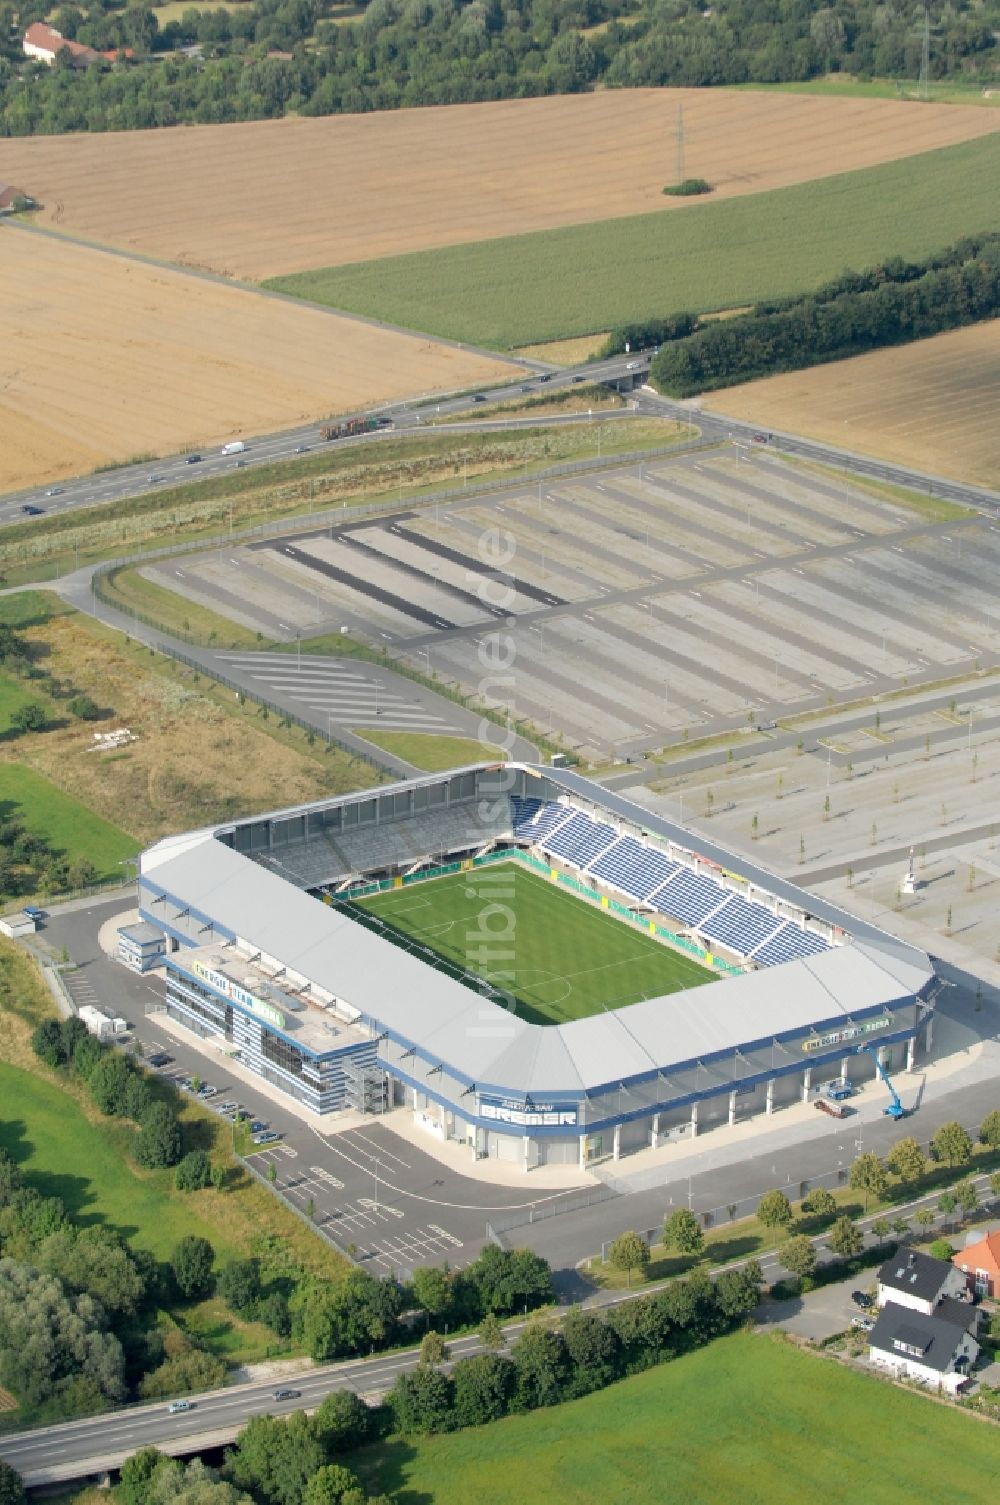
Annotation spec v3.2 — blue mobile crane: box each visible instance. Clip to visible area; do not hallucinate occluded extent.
[857,1043,907,1120]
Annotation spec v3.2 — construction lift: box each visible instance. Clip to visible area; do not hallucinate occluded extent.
[857,1043,907,1120]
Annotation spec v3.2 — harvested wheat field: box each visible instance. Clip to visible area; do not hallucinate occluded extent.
[707,320,1000,488]
[0,228,514,491]
[3,90,999,280]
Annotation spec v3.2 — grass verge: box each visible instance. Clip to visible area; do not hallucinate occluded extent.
[771,452,976,521]
[353,730,505,771]
[352,1330,1000,1505]
[262,135,1000,347]
[3,421,687,587]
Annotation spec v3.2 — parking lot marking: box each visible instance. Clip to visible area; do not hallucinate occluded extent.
[345,1131,412,1170]
[357,1197,405,1219]
[309,1165,345,1190]
[427,1223,464,1249]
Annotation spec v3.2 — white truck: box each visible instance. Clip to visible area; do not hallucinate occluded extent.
[221,440,246,455]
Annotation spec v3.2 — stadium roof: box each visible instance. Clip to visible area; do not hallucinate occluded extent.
[139,765,935,1098]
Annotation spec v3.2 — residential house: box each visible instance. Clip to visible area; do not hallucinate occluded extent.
[868,1304,979,1396]
[952,1227,1000,1300]
[876,1248,968,1315]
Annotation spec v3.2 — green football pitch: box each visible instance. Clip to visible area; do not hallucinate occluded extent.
[354,863,714,1027]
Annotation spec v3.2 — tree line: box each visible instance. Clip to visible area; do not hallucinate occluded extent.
[648,231,1000,396]
[1,0,998,137]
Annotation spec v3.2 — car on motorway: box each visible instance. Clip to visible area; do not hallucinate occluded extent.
[147,1052,173,1068]
[233,459,246,468]
[185,454,202,465]
[572,374,585,382]
[273,1389,301,1401]
[752,432,772,444]
[539,373,552,383]
[294,445,309,453]
[21,504,44,515]
[852,1291,874,1310]
[168,1399,194,1413]
[472,393,487,403]
[147,473,164,483]
[45,486,64,496]
[625,360,642,370]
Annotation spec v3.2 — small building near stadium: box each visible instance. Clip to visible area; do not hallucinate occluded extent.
[136,764,940,1169]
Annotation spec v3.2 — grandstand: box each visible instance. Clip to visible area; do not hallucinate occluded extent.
[137,764,939,1170]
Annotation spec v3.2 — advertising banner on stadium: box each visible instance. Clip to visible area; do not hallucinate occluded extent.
[479,1095,578,1128]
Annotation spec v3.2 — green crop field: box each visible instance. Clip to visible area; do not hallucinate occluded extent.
[355,862,713,1026]
[0,763,139,880]
[353,1331,1000,1505]
[265,134,1000,347]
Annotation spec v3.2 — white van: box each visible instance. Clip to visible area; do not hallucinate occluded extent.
[221,441,246,455]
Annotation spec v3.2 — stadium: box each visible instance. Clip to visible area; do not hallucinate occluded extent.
[136,764,939,1170]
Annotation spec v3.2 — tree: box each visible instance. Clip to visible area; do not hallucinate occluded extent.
[477,1313,505,1350]
[662,1207,704,1257]
[451,1352,514,1428]
[938,1192,958,1230]
[0,1460,26,1505]
[227,1414,325,1505]
[757,1190,793,1243]
[312,1390,370,1454]
[931,1121,973,1167]
[955,1178,979,1216]
[561,1308,620,1397]
[172,1236,215,1300]
[914,1207,935,1233]
[827,1216,863,1259]
[68,857,97,890]
[991,1170,1000,1201]
[886,1136,926,1186]
[87,1051,137,1117]
[388,1365,454,1435]
[67,695,100,720]
[411,1265,451,1324]
[135,1102,182,1169]
[979,1109,1000,1150]
[802,1186,836,1220]
[871,1217,892,1246]
[218,1258,261,1315]
[119,1448,167,1505]
[419,1330,449,1367]
[302,1466,362,1505]
[175,1150,212,1192]
[607,1231,650,1288]
[779,1234,817,1281]
[510,1322,570,1411]
[849,1152,889,1211]
[31,1018,69,1068]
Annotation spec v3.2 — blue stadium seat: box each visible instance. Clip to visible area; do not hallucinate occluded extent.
[700,894,783,956]
[651,868,728,928]
[753,923,830,967]
[589,837,678,902]
[545,811,617,868]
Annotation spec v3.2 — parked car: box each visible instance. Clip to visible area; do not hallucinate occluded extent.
[250,1120,268,1133]
[215,1100,238,1114]
[147,1052,173,1068]
[22,905,46,920]
[852,1291,874,1310]
[850,1316,875,1332]
[253,1131,280,1144]
[168,1399,194,1413]
[197,1085,217,1099]
[273,1389,301,1401]
[180,1077,195,1092]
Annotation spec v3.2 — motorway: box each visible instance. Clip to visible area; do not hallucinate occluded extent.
[5,346,1000,535]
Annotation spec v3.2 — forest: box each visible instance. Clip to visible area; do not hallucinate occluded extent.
[0,0,998,135]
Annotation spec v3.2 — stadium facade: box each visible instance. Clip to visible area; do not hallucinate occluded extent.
[136,764,939,1169]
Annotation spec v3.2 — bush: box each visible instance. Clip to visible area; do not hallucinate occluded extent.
[218,1257,261,1314]
[171,1236,215,1300]
[139,1347,226,1399]
[662,177,712,196]
[0,1459,26,1505]
[135,1102,182,1169]
[928,1238,955,1261]
[67,695,100,720]
[175,1150,212,1192]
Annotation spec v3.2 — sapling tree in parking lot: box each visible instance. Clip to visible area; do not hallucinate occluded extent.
[607,1231,650,1287]
[663,1207,704,1257]
[757,1189,793,1243]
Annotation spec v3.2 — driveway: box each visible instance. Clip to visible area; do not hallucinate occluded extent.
[755,1267,875,1343]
